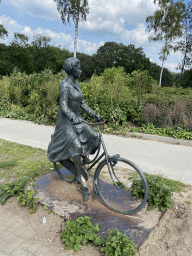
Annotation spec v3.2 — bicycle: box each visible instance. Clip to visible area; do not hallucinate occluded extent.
[53,118,148,215]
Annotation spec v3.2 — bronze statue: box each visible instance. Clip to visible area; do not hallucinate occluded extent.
[47,57,100,201]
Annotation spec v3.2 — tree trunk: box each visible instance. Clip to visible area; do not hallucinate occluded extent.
[159,39,167,87]
[181,36,188,75]
[74,17,79,58]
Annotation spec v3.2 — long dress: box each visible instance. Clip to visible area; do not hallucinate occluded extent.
[47,77,99,162]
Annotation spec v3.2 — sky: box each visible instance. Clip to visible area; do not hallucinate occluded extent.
[0,0,190,73]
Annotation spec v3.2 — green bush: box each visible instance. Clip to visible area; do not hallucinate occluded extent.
[130,173,173,211]
[61,216,100,251]
[94,228,137,256]
[126,69,158,100]
[0,178,27,205]
[61,216,137,255]
[17,189,39,214]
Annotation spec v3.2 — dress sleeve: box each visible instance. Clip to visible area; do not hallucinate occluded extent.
[80,100,96,118]
[59,82,76,122]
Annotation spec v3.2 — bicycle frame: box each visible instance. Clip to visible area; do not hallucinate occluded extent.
[84,121,122,189]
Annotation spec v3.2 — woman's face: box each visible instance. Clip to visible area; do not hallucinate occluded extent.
[73,62,82,79]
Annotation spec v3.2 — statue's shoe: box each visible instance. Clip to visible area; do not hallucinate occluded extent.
[81,187,90,202]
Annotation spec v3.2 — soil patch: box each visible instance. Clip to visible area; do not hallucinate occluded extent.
[138,187,192,255]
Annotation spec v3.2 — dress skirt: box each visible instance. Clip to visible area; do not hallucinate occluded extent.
[47,121,99,163]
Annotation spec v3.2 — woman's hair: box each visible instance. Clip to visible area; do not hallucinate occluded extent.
[63,57,80,75]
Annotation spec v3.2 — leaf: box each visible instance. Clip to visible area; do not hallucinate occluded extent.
[44,205,49,210]
[0,191,11,205]
[74,244,80,251]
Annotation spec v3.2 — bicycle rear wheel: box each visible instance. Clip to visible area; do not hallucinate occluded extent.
[95,157,148,215]
[54,162,76,183]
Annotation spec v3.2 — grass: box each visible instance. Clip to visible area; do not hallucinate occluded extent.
[160,176,188,192]
[0,139,53,184]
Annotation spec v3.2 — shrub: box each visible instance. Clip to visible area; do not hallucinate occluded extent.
[130,173,173,211]
[94,228,137,256]
[60,216,100,251]
[142,98,192,131]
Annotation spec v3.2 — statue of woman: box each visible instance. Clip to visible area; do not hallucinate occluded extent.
[47,57,100,202]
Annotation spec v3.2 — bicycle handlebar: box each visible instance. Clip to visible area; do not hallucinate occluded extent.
[83,120,105,126]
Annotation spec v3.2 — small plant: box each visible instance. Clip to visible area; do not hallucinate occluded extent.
[94,228,137,256]
[17,189,39,213]
[0,178,27,205]
[44,204,52,214]
[130,173,173,211]
[60,216,100,251]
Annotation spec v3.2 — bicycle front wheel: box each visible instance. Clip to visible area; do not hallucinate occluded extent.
[95,157,148,215]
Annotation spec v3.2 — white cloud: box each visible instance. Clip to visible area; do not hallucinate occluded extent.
[77,39,104,55]
[0,15,104,56]
[80,0,157,31]
[3,0,59,21]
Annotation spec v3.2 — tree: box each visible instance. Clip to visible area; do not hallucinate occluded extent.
[54,0,90,58]
[146,0,186,86]
[0,1,8,39]
[92,42,151,76]
[176,1,192,74]
[0,24,8,39]
[11,33,29,48]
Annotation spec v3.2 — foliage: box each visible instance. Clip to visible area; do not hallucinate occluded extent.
[148,62,174,87]
[130,173,173,211]
[146,0,186,86]
[94,228,137,256]
[0,178,27,205]
[1,65,192,139]
[0,68,66,124]
[0,34,71,76]
[61,216,137,255]
[17,189,39,214]
[127,69,158,99]
[176,69,192,88]
[60,216,100,251]
[0,24,8,39]
[130,123,192,140]
[92,42,151,77]
[176,1,192,73]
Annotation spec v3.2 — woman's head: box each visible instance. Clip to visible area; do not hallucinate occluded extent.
[63,57,80,76]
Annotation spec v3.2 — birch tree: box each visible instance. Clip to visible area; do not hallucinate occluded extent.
[54,0,90,58]
[146,0,186,86]
[176,1,192,74]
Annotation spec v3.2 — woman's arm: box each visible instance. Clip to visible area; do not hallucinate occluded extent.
[80,100,96,118]
[60,82,76,122]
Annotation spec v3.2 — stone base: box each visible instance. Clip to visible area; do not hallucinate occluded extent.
[34,168,164,248]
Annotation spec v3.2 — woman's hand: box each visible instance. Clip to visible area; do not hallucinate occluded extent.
[94,114,104,122]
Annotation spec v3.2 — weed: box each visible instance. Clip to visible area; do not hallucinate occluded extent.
[185,201,191,205]
[129,173,174,211]
[61,216,100,251]
[44,205,52,214]
[17,189,39,213]
[0,178,27,205]
[94,228,137,256]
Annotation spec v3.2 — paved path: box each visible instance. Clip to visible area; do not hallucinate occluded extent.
[0,117,192,186]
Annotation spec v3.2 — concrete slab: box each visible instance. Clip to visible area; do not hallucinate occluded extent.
[34,168,164,249]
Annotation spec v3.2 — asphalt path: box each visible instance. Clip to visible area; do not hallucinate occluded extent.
[0,117,192,186]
